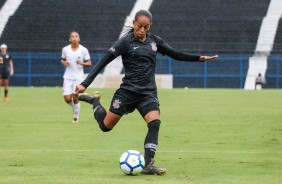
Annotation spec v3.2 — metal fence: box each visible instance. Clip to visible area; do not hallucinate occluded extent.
[9,52,282,88]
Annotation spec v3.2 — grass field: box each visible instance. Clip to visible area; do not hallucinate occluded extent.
[0,87,281,184]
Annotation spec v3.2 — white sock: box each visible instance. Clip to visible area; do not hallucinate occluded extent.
[73,102,80,119]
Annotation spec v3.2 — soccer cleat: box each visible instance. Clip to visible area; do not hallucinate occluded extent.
[92,91,101,99]
[4,97,9,102]
[72,118,79,123]
[78,91,101,104]
[140,160,166,175]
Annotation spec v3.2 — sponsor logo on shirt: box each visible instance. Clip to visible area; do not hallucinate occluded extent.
[133,46,139,50]
[150,41,157,52]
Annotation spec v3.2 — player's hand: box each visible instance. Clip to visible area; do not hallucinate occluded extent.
[75,84,86,94]
[199,55,219,61]
[10,70,14,76]
[0,58,3,64]
[76,60,83,65]
[62,61,70,67]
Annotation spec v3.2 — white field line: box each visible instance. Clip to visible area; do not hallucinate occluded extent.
[0,150,281,154]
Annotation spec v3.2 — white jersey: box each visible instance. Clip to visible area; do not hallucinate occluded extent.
[61,44,90,80]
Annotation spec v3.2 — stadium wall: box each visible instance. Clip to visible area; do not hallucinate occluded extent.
[9,52,282,89]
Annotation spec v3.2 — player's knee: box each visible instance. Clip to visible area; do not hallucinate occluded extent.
[64,99,72,104]
[72,95,79,103]
[64,96,72,103]
[73,99,79,104]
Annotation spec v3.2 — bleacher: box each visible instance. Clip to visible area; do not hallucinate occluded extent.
[0,0,280,88]
[0,0,271,54]
[273,18,282,54]
[0,0,6,8]
[150,0,271,54]
[0,0,135,52]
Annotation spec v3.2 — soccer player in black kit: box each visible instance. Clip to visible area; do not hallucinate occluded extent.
[76,10,218,175]
[0,44,14,102]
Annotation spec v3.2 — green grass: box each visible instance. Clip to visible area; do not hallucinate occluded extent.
[0,87,281,184]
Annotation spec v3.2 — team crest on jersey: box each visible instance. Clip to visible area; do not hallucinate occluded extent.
[112,99,121,109]
[150,41,157,51]
[5,55,9,59]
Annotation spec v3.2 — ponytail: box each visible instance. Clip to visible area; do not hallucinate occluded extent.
[123,26,134,36]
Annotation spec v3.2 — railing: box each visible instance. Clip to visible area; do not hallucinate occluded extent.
[9,52,282,88]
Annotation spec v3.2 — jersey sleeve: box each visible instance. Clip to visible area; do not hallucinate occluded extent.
[108,37,128,57]
[84,48,91,61]
[154,35,200,62]
[61,47,66,60]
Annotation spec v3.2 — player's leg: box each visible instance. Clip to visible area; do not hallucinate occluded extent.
[64,94,76,122]
[78,92,121,131]
[3,72,10,101]
[0,78,2,100]
[103,111,122,130]
[71,80,82,123]
[79,88,137,132]
[138,98,166,175]
[72,94,80,123]
[64,94,73,105]
[63,79,77,122]
[3,79,9,101]
[63,79,74,105]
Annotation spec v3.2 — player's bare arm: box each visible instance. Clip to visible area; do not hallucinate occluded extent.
[61,59,70,67]
[199,55,219,61]
[9,59,14,75]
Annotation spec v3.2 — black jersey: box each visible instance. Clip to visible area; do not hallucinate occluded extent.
[82,33,200,94]
[109,33,167,93]
[0,53,12,71]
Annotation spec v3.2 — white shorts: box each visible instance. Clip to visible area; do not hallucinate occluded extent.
[63,79,83,96]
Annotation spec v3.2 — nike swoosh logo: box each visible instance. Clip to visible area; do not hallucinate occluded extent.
[133,46,139,50]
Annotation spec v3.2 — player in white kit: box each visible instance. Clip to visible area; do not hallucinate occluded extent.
[61,31,92,123]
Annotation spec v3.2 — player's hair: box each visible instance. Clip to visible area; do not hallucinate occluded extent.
[69,31,80,38]
[124,10,153,35]
[135,9,152,23]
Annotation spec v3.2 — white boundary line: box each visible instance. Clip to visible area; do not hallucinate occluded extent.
[0,150,281,154]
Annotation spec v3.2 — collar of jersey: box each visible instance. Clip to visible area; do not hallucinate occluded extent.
[131,33,151,44]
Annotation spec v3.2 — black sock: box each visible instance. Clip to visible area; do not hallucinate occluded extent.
[144,119,161,166]
[92,97,101,107]
[4,90,8,97]
[92,99,111,132]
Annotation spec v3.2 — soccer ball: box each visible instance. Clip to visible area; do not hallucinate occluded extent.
[119,150,145,175]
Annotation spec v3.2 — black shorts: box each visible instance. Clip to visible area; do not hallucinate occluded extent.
[109,88,160,117]
[0,70,10,79]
